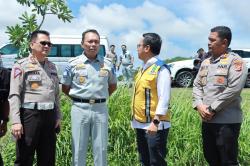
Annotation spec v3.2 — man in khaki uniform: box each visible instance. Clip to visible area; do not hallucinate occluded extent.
[9,30,61,166]
[117,44,134,85]
[193,26,247,166]
[0,67,11,166]
[105,45,117,72]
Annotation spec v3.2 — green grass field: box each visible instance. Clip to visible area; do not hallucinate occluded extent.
[1,87,250,165]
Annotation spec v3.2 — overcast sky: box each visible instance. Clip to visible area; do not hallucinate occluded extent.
[0,0,249,67]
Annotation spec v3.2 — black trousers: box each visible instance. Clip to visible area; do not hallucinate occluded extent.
[14,108,56,166]
[0,154,3,166]
[136,128,169,166]
[202,122,241,166]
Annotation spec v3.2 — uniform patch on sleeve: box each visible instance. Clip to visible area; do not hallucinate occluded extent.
[14,67,22,78]
[233,59,243,71]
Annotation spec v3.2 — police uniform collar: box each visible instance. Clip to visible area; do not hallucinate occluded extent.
[28,54,38,64]
[210,52,229,63]
[82,52,103,63]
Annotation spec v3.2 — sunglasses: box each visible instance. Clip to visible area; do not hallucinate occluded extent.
[38,41,52,47]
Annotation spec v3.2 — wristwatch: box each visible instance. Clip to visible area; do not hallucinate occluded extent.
[208,106,216,114]
[153,119,160,125]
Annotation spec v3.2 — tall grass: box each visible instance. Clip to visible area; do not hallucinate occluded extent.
[1,87,250,165]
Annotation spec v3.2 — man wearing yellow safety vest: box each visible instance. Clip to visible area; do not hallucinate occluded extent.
[131,33,171,166]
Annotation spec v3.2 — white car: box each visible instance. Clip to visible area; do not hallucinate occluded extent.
[0,35,110,81]
[169,49,250,87]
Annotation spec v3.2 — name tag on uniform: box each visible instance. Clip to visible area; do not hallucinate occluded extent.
[78,69,88,76]
[28,74,41,90]
[99,69,108,77]
[28,74,41,81]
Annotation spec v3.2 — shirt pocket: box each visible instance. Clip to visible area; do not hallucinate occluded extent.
[27,73,42,90]
[213,72,228,86]
[74,69,88,85]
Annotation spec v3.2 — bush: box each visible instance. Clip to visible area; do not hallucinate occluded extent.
[1,87,250,165]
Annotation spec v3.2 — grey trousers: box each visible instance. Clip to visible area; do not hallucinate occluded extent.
[71,103,108,166]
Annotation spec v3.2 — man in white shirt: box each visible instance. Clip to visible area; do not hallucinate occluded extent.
[131,33,171,166]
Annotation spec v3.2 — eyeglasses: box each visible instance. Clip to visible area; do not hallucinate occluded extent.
[137,44,144,48]
[137,44,148,48]
[36,41,52,47]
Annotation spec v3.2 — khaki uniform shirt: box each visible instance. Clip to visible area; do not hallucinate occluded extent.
[105,51,117,65]
[120,50,133,66]
[193,51,247,123]
[8,54,61,124]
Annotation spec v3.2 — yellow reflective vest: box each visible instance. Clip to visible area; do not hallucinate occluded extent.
[132,60,170,123]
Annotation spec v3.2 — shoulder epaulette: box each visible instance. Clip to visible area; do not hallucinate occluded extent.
[229,51,241,59]
[69,56,79,63]
[47,60,56,67]
[104,57,112,65]
[155,60,165,67]
[16,57,27,64]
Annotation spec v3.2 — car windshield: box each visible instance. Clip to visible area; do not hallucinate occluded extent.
[48,44,106,58]
[0,43,106,58]
[0,44,19,55]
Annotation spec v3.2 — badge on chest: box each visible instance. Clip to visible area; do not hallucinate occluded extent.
[75,64,88,84]
[99,69,108,77]
[79,76,86,84]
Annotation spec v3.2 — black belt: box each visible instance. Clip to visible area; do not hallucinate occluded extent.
[72,98,106,104]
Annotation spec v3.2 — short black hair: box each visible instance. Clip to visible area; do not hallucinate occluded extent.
[197,48,204,53]
[82,29,100,43]
[121,44,126,48]
[142,33,162,55]
[211,26,232,46]
[110,45,115,48]
[30,30,50,42]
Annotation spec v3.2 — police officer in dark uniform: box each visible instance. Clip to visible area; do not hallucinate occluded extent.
[8,30,61,166]
[193,26,247,166]
[0,67,10,166]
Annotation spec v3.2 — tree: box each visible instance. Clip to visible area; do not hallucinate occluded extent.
[6,0,73,58]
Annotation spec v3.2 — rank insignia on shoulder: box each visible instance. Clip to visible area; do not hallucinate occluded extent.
[233,59,243,71]
[30,56,37,64]
[99,69,108,77]
[204,59,210,65]
[14,67,22,78]
[27,63,36,69]
[220,53,228,59]
[220,57,229,64]
[76,64,85,70]
[48,63,55,69]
